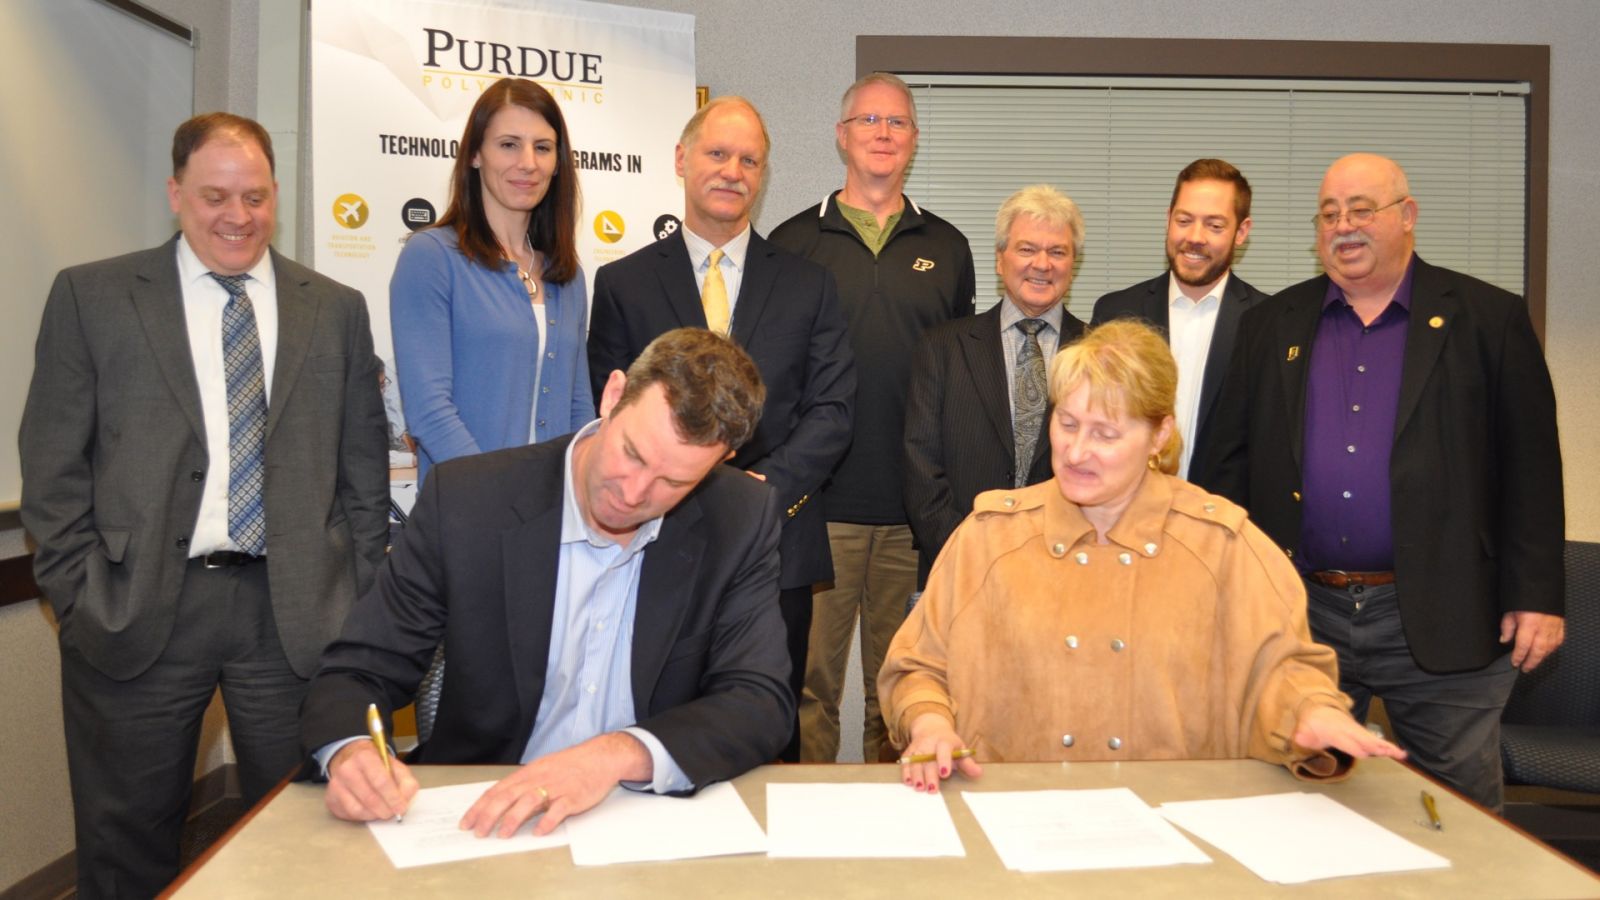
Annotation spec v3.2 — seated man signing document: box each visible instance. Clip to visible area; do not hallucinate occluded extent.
[880,321,1406,792]
[300,328,794,834]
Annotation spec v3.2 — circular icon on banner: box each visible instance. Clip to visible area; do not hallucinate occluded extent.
[653,214,681,242]
[332,193,369,229]
[400,198,437,232]
[593,211,625,244]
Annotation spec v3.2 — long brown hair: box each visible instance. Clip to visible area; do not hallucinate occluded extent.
[435,78,580,284]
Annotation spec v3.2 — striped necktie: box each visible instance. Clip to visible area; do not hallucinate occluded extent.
[210,273,268,556]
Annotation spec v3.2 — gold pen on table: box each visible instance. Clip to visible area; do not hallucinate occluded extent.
[1421,790,1442,830]
[897,748,976,766]
[366,703,402,823]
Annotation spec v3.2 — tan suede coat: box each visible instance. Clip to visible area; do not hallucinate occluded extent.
[880,473,1353,780]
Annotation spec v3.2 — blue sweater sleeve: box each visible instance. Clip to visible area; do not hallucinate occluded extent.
[391,231,483,467]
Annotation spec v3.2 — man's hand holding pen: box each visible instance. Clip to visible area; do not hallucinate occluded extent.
[326,739,420,823]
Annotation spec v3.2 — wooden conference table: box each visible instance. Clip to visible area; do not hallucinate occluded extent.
[167,759,1599,899]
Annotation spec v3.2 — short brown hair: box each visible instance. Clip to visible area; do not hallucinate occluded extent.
[172,113,275,178]
[436,78,581,284]
[616,329,766,450]
[1049,320,1182,474]
[1170,158,1251,222]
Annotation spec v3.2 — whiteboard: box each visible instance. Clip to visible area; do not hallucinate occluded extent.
[0,0,194,508]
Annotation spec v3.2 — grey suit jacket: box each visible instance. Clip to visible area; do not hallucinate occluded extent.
[1091,271,1270,491]
[20,237,390,681]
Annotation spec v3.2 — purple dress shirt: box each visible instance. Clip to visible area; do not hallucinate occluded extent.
[1299,257,1417,572]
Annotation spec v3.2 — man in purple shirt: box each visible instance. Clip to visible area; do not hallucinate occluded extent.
[1210,153,1565,810]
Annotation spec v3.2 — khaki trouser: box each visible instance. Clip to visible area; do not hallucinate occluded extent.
[800,522,917,762]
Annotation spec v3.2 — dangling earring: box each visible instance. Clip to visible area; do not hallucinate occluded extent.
[1147,453,1160,471]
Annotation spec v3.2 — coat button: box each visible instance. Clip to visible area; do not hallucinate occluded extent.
[1064,635,1079,649]
[1144,542,1158,556]
[1203,502,1216,513]
[1292,491,1302,502]
[1003,496,1016,508]
[1118,552,1132,565]
[1061,734,1075,747]
[1108,737,1123,750]
[1075,552,1089,565]
[1051,542,1066,557]
[175,536,189,549]
[190,470,204,482]
[1110,638,1126,652]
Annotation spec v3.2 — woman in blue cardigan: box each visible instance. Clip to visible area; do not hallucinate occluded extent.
[392,78,594,483]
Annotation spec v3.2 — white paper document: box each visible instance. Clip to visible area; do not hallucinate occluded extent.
[764,783,966,858]
[1158,791,1450,884]
[365,781,568,869]
[564,782,767,866]
[961,788,1211,872]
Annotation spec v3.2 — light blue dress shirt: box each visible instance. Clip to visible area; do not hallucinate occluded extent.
[520,419,690,793]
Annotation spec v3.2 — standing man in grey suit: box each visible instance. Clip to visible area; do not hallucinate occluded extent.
[1210,153,1564,810]
[904,185,1087,583]
[768,73,974,764]
[588,97,855,763]
[20,113,388,898]
[1092,159,1268,491]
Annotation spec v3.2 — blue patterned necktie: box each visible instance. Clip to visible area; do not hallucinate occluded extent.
[1012,318,1049,487]
[210,273,268,556]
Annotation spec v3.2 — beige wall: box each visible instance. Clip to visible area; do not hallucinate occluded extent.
[6,0,1598,889]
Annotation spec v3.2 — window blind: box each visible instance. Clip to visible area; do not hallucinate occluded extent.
[902,76,1528,317]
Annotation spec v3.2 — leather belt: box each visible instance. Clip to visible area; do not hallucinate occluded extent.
[1308,569,1395,588]
[195,551,265,568]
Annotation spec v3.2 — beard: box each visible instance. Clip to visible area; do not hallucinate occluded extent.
[1167,243,1232,289]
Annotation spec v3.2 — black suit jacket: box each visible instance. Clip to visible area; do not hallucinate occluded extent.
[1208,256,1564,672]
[300,435,793,788]
[587,230,856,589]
[903,304,1086,583]
[1092,271,1270,491]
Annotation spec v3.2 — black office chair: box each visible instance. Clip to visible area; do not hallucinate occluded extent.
[1500,540,1600,793]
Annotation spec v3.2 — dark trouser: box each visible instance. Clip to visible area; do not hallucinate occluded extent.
[776,585,814,763]
[60,559,308,899]
[1304,579,1519,811]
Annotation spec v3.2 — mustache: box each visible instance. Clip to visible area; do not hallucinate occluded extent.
[708,180,749,196]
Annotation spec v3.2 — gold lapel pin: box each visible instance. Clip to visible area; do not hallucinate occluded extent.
[1286,346,1301,362]
[1429,315,1444,329]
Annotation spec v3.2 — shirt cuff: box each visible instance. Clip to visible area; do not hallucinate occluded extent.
[313,736,373,781]
[620,726,692,794]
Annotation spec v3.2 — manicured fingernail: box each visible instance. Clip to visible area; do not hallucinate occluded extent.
[940,766,949,776]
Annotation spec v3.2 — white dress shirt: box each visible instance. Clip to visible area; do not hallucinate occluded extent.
[1167,271,1227,480]
[176,237,279,556]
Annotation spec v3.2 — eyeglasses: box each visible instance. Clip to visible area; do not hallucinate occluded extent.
[1312,196,1408,229]
[840,113,916,133]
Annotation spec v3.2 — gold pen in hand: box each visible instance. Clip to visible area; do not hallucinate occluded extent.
[897,747,976,766]
[366,703,402,823]
[1421,790,1442,830]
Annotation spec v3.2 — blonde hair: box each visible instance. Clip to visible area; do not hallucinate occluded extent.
[995,184,1084,258]
[1049,320,1182,474]
[679,95,770,156]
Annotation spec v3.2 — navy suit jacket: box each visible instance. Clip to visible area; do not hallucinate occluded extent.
[300,435,794,787]
[587,230,856,589]
[1092,271,1270,492]
[903,303,1086,584]
[1208,257,1564,672]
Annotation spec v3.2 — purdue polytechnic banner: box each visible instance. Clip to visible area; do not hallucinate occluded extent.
[310,0,695,445]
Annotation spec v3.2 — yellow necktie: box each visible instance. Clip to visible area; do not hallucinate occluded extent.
[701,248,730,335]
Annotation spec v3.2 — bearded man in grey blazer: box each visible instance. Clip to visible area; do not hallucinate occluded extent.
[20,113,388,898]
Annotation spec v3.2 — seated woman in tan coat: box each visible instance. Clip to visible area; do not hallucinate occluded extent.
[880,320,1406,793]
